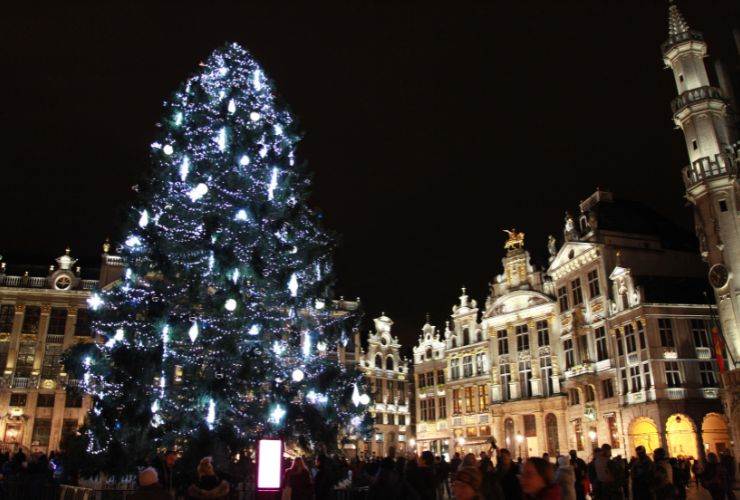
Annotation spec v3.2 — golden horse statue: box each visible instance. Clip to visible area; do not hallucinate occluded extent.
[503,229,525,250]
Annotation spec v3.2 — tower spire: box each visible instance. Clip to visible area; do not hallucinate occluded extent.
[667,1,690,37]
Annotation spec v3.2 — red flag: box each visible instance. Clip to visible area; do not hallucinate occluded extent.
[711,326,726,373]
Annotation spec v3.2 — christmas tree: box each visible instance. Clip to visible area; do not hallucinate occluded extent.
[70,43,371,475]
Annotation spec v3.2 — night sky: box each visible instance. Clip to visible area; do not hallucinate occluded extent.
[1,2,738,352]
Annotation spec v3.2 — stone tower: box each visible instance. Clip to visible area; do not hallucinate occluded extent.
[662,1,740,366]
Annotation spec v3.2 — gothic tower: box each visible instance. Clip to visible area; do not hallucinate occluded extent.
[662,1,740,366]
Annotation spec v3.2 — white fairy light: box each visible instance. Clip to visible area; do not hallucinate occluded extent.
[163,144,174,155]
[125,268,132,280]
[253,70,262,90]
[302,332,311,357]
[267,168,279,200]
[138,210,149,228]
[208,251,215,271]
[315,299,325,310]
[189,321,199,343]
[224,299,237,311]
[274,124,283,135]
[114,328,124,342]
[235,209,248,221]
[87,293,104,310]
[352,384,361,407]
[125,235,142,247]
[269,405,286,425]
[228,99,236,113]
[231,268,240,284]
[359,393,370,405]
[317,341,327,352]
[272,340,285,355]
[174,112,183,125]
[180,156,190,181]
[250,111,261,122]
[249,324,261,336]
[239,155,250,166]
[288,272,298,297]
[259,146,268,158]
[216,127,227,151]
[218,67,228,76]
[291,369,304,382]
[206,398,216,429]
[188,183,208,201]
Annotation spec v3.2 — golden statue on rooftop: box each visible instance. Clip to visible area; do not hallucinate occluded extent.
[503,229,525,250]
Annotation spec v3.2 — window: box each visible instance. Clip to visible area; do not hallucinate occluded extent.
[37,394,55,408]
[464,386,475,413]
[21,306,41,334]
[602,379,614,399]
[399,414,406,425]
[642,362,652,390]
[375,354,382,368]
[426,348,433,360]
[620,368,628,394]
[451,359,460,380]
[15,341,36,377]
[463,356,473,378]
[475,353,486,374]
[437,369,445,384]
[516,324,529,352]
[0,305,15,333]
[659,319,675,348]
[537,320,549,347]
[564,339,575,369]
[557,286,569,311]
[665,361,681,387]
[497,330,509,355]
[452,389,462,415]
[418,373,426,389]
[691,319,711,348]
[574,419,584,451]
[637,321,646,350]
[62,419,79,438]
[691,139,697,150]
[585,385,595,402]
[616,330,624,356]
[32,419,51,446]
[74,309,92,337]
[524,414,537,437]
[570,388,580,404]
[478,385,488,409]
[0,342,9,373]
[428,400,436,421]
[595,327,608,361]
[477,330,483,343]
[630,366,642,392]
[397,381,405,404]
[65,388,83,408]
[463,328,470,346]
[387,379,395,401]
[480,425,491,436]
[587,269,600,298]
[500,364,511,401]
[624,324,637,353]
[9,393,27,407]
[386,357,394,371]
[540,356,553,396]
[439,397,447,419]
[519,360,532,398]
[425,372,434,387]
[607,415,620,449]
[41,344,63,380]
[571,278,583,306]
[699,361,718,387]
[719,200,728,212]
[47,308,68,336]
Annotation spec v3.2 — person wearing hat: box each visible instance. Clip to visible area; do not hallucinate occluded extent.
[129,467,173,500]
[453,466,483,500]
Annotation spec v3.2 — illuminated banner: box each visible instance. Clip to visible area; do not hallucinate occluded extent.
[257,439,282,491]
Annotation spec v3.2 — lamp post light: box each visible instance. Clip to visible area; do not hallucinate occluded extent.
[588,430,597,445]
[515,433,524,459]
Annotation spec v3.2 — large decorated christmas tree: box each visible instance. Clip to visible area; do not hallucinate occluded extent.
[71,43,370,475]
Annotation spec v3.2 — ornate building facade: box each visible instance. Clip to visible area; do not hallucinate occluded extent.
[0,246,122,453]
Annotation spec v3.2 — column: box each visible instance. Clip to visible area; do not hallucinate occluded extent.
[63,306,77,350]
[515,414,526,459]
[535,412,547,456]
[557,411,569,454]
[48,390,67,452]
[492,415,502,450]
[6,305,25,375]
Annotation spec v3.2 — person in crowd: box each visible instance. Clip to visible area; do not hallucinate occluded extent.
[520,457,560,500]
[463,453,478,468]
[186,457,229,499]
[569,450,587,500]
[555,456,576,500]
[630,446,655,500]
[543,453,550,464]
[652,448,675,500]
[129,467,172,500]
[283,456,313,500]
[453,466,483,500]
[313,454,336,500]
[700,453,726,500]
[719,452,735,500]
[691,457,703,487]
[497,448,523,500]
[451,452,462,472]
[593,444,623,500]
[369,457,402,500]
[408,450,437,500]
[436,454,452,499]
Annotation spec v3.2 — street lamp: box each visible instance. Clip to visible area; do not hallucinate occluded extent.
[515,433,524,459]
[588,430,597,447]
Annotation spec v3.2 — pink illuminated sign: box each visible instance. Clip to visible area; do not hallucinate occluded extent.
[257,439,282,490]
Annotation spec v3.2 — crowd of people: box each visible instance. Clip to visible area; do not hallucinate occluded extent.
[0,443,735,500]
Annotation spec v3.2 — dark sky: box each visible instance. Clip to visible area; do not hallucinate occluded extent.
[1,2,738,352]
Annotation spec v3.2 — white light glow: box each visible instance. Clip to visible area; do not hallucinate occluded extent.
[269,405,286,425]
[235,209,248,221]
[163,144,174,155]
[228,99,236,114]
[359,393,370,405]
[352,384,361,407]
[315,299,325,310]
[253,70,262,91]
[206,398,216,429]
[224,299,237,311]
[189,321,199,343]
[250,111,261,122]
[249,324,261,336]
[232,268,240,284]
[174,112,183,125]
[114,328,124,342]
[257,439,281,490]
[274,124,283,135]
[291,369,304,382]
[87,293,104,311]
[302,332,311,357]
[218,67,228,76]
[188,183,208,201]
[239,155,250,166]
[180,156,190,181]
[216,127,227,151]
[138,210,149,228]
[125,235,142,247]
[288,272,298,297]
[272,341,285,355]
[316,341,327,352]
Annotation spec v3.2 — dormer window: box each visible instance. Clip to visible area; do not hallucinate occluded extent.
[426,348,432,359]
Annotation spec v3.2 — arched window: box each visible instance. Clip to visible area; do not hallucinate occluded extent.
[386,356,394,371]
[504,418,515,448]
[585,385,596,402]
[452,337,457,348]
[426,348,433,359]
[477,330,482,343]
[463,328,470,346]
[569,389,580,405]
[375,354,382,368]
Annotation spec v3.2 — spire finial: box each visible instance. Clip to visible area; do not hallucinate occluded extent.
[668,1,690,37]
[425,312,430,324]
[65,246,71,255]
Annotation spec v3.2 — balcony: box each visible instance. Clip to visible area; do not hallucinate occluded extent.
[661,29,704,54]
[683,153,737,190]
[665,387,687,400]
[565,361,596,379]
[46,335,65,345]
[695,347,712,360]
[701,387,719,399]
[671,86,724,114]
[11,376,30,389]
